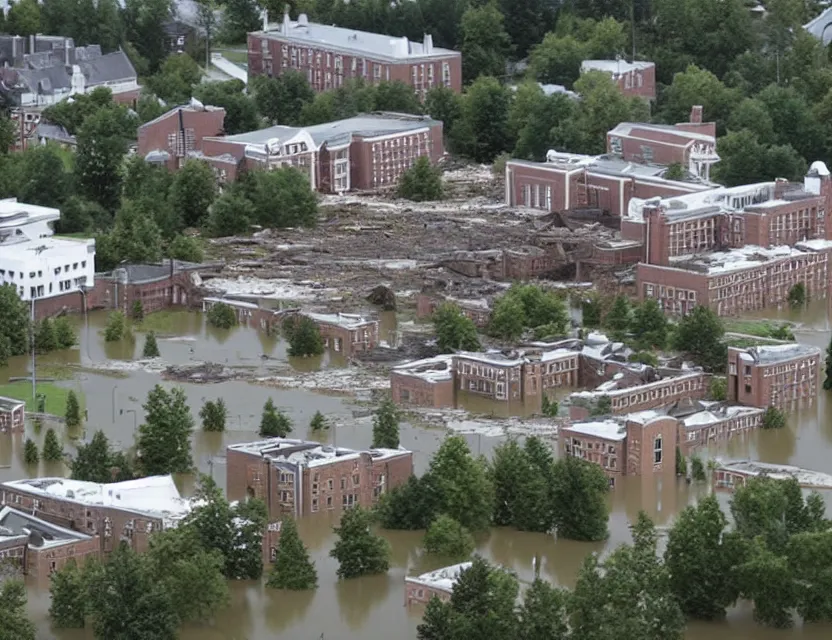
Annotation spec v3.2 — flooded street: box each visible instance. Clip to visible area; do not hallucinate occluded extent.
[4,305,832,638]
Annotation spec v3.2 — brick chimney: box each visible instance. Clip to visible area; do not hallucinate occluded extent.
[690,105,703,124]
[774,177,788,200]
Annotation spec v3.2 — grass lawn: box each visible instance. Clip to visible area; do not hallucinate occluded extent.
[723,318,794,340]
[135,310,187,334]
[0,381,84,416]
[214,48,248,64]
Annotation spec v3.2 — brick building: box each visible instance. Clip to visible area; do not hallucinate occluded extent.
[581,60,656,101]
[416,294,492,327]
[0,397,24,432]
[0,476,191,557]
[137,103,227,172]
[197,112,443,190]
[0,506,98,585]
[405,562,470,606]
[390,355,455,408]
[225,438,413,519]
[505,106,718,220]
[727,344,821,409]
[678,405,764,452]
[247,10,462,96]
[201,297,380,356]
[713,460,832,492]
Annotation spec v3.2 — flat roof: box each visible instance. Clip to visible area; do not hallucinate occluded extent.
[570,370,704,401]
[0,506,93,549]
[3,476,191,526]
[228,437,409,468]
[0,396,24,412]
[740,343,821,364]
[717,460,832,489]
[405,562,471,592]
[215,113,438,149]
[392,354,454,383]
[304,311,375,330]
[0,235,94,260]
[608,121,715,144]
[670,244,814,275]
[455,351,526,367]
[582,59,654,74]
[563,419,627,441]
[254,18,458,60]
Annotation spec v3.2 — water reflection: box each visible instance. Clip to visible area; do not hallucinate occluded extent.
[262,585,315,632]
[335,572,392,630]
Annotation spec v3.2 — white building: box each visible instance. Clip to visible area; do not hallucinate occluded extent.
[0,198,95,301]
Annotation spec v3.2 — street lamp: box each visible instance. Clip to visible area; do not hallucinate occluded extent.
[111,384,118,424]
[120,408,137,433]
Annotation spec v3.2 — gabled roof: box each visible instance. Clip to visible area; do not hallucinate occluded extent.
[79,50,137,85]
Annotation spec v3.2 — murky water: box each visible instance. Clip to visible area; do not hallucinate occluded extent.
[3,305,832,638]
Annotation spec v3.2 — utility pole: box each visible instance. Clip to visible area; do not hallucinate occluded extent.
[30,298,35,401]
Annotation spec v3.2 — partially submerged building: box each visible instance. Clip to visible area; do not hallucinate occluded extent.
[226,438,413,518]
[0,397,25,432]
[405,562,471,605]
[247,9,462,95]
[727,344,821,409]
[713,460,832,491]
[0,476,192,556]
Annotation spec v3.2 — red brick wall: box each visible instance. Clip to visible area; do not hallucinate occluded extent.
[27,535,100,585]
[625,417,678,476]
[560,433,624,484]
[390,372,455,408]
[137,108,226,171]
[405,581,452,605]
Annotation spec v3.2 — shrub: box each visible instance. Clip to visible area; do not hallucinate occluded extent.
[53,316,77,349]
[284,316,324,357]
[104,311,127,342]
[423,515,475,557]
[397,156,443,201]
[23,438,39,464]
[206,302,238,329]
[762,406,787,430]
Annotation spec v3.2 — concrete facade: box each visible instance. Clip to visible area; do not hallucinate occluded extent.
[727,344,821,409]
[247,11,462,97]
[226,438,413,519]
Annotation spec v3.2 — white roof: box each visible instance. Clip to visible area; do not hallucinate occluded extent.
[541,348,576,362]
[0,235,94,259]
[0,198,60,228]
[257,19,457,60]
[455,351,526,367]
[608,121,715,145]
[4,476,191,526]
[304,311,375,330]
[392,354,454,383]
[227,438,409,468]
[405,562,472,592]
[673,244,812,275]
[742,343,821,364]
[570,371,703,401]
[563,419,627,441]
[582,59,654,74]
[718,460,832,489]
[796,238,832,252]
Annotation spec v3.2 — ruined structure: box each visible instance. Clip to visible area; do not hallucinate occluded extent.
[0,397,24,432]
[713,460,832,491]
[727,344,821,409]
[226,438,413,519]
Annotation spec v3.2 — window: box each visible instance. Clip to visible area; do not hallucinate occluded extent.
[327,479,333,491]
[745,384,752,394]
[280,491,290,501]
[37,270,41,277]
[311,498,319,512]
[442,62,450,87]
[73,263,78,270]
[326,496,333,508]
[81,261,86,268]
[653,436,662,464]
[340,477,346,490]
[352,474,360,487]
[342,493,356,508]
[279,471,294,483]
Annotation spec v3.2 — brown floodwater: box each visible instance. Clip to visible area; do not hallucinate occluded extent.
[3,305,832,638]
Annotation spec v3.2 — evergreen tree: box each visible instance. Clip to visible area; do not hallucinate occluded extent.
[762,406,787,429]
[0,283,29,365]
[0,580,36,640]
[131,300,144,321]
[266,518,318,590]
[34,318,58,353]
[375,474,438,530]
[65,390,82,428]
[170,159,218,228]
[142,331,160,358]
[206,302,238,329]
[540,395,559,417]
[428,435,494,532]
[423,514,475,557]
[397,156,443,201]
[72,431,116,483]
[787,282,806,307]
[581,295,602,328]
[490,437,555,532]
[259,398,293,438]
[23,438,39,464]
[53,316,77,349]
[330,506,390,579]
[309,410,328,431]
[433,303,481,353]
[551,454,608,541]
[199,398,228,432]
[284,315,324,357]
[137,385,195,475]
[690,455,707,482]
[104,311,127,342]
[673,306,727,372]
[603,295,632,340]
[518,578,570,640]
[372,397,400,449]
[632,299,668,349]
[43,428,63,462]
[664,495,743,620]
[48,559,86,628]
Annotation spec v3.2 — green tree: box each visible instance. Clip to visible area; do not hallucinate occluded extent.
[551,454,608,541]
[664,163,686,181]
[86,544,177,640]
[603,294,631,340]
[428,435,493,532]
[142,331,161,358]
[330,506,390,579]
[675,447,687,476]
[65,391,82,428]
[658,65,740,133]
[0,284,29,365]
[710,376,727,401]
[34,318,58,354]
[490,438,555,532]
[664,495,742,620]
[541,395,559,417]
[0,580,36,640]
[194,80,260,134]
[104,311,127,342]
[762,406,788,430]
[672,305,727,372]
[309,410,328,431]
[736,538,796,628]
[581,296,602,330]
[433,303,481,353]
[76,107,132,212]
[425,86,462,134]
[54,316,77,349]
[43,428,64,462]
[168,235,204,263]
[788,282,806,307]
[690,455,706,482]
[204,192,256,237]
[460,1,510,84]
[251,71,315,125]
[398,156,443,201]
[266,517,318,590]
[529,32,587,87]
[375,474,438,530]
[424,514,475,557]
[518,577,570,640]
[632,299,667,349]
[48,559,86,628]
[199,398,228,432]
[206,302,238,329]
[137,385,195,475]
[23,437,39,465]
[259,398,292,438]
[372,397,400,449]
[450,76,512,163]
[373,81,424,114]
[6,0,41,35]
[284,315,324,357]
[488,294,526,341]
[249,167,318,228]
[220,0,263,45]
[72,431,118,482]
[170,160,218,228]
[95,201,165,270]
[510,84,576,161]
[124,0,174,72]
[6,145,74,209]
